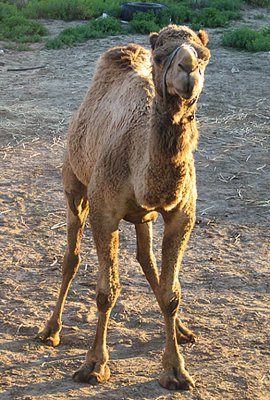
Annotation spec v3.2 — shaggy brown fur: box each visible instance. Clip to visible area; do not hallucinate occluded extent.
[39,25,211,390]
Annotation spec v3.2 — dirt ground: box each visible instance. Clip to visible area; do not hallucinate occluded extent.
[0,8,270,400]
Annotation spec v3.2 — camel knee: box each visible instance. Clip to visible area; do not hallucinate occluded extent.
[96,293,111,313]
[136,252,148,268]
[160,289,181,317]
[136,246,156,269]
[65,190,88,217]
[96,287,120,313]
[62,253,80,276]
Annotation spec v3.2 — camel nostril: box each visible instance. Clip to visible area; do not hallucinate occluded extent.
[187,74,192,90]
[185,75,196,96]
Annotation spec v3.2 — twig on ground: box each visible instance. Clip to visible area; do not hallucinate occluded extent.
[40,354,85,367]
[7,65,47,72]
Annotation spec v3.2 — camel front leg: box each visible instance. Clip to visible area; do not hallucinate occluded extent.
[136,222,196,345]
[73,211,120,384]
[158,208,196,390]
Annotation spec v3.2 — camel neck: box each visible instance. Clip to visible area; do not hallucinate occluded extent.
[149,96,198,162]
[138,96,198,210]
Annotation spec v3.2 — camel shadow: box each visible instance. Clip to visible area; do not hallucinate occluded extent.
[1,378,72,398]
[1,375,170,400]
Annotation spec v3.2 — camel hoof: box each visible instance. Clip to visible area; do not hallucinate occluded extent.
[73,363,110,384]
[37,327,61,347]
[159,369,195,391]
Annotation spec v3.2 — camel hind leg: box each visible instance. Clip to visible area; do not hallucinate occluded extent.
[135,222,196,345]
[135,222,159,292]
[38,160,89,346]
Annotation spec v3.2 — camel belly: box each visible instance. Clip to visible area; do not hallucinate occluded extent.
[124,211,158,224]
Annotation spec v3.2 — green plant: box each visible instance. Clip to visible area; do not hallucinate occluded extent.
[129,10,170,34]
[208,0,242,11]
[188,0,243,9]
[129,12,160,34]
[169,0,242,29]
[192,7,241,28]
[23,0,121,21]
[3,42,31,51]
[0,2,47,42]
[23,0,91,20]
[0,2,18,20]
[46,16,121,49]
[187,0,209,7]
[222,27,270,51]
[4,0,265,49]
[169,4,191,24]
[0,15,47,42]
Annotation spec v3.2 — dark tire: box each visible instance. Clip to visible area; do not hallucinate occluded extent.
[120,2,168,22]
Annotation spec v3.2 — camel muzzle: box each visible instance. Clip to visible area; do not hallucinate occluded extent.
[162,44,198,102]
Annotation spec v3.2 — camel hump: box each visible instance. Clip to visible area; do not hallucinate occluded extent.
[102,43,150,72]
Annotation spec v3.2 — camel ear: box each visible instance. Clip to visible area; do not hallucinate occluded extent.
[149,32,159,50]
[197,30,209,46]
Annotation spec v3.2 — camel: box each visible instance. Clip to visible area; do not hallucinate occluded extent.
[39,24,211,390]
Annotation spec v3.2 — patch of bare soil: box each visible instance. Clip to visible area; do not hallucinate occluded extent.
[0,10,270,400]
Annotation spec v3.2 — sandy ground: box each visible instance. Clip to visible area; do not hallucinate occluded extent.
[0,8,270,400]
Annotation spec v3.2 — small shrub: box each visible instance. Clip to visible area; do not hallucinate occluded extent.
[91,15,121,34]
[222,27,270,51]
[169,4,192,25]
[156,8,171,26]
[207,0,243,11]
[46,16,121,49]
[0,2,18,20]
[129,10,170,34]
[169,1,243,29]
[108,6,121,19]
[188,0,243,9]
[3,42,31,51]
[192,7,241,28]
[129,17,160,34]
[23,0,121,21]
[23,0,92,20]
[188,0,209,7]
[0,3,47,42]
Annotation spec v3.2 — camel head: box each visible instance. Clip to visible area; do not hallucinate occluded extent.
[150,25,211,102]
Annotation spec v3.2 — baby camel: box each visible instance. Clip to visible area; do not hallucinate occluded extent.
[39,25,211,390]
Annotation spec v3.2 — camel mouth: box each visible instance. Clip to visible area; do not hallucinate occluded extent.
[179,89,197,100]
[174,80,199,101]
